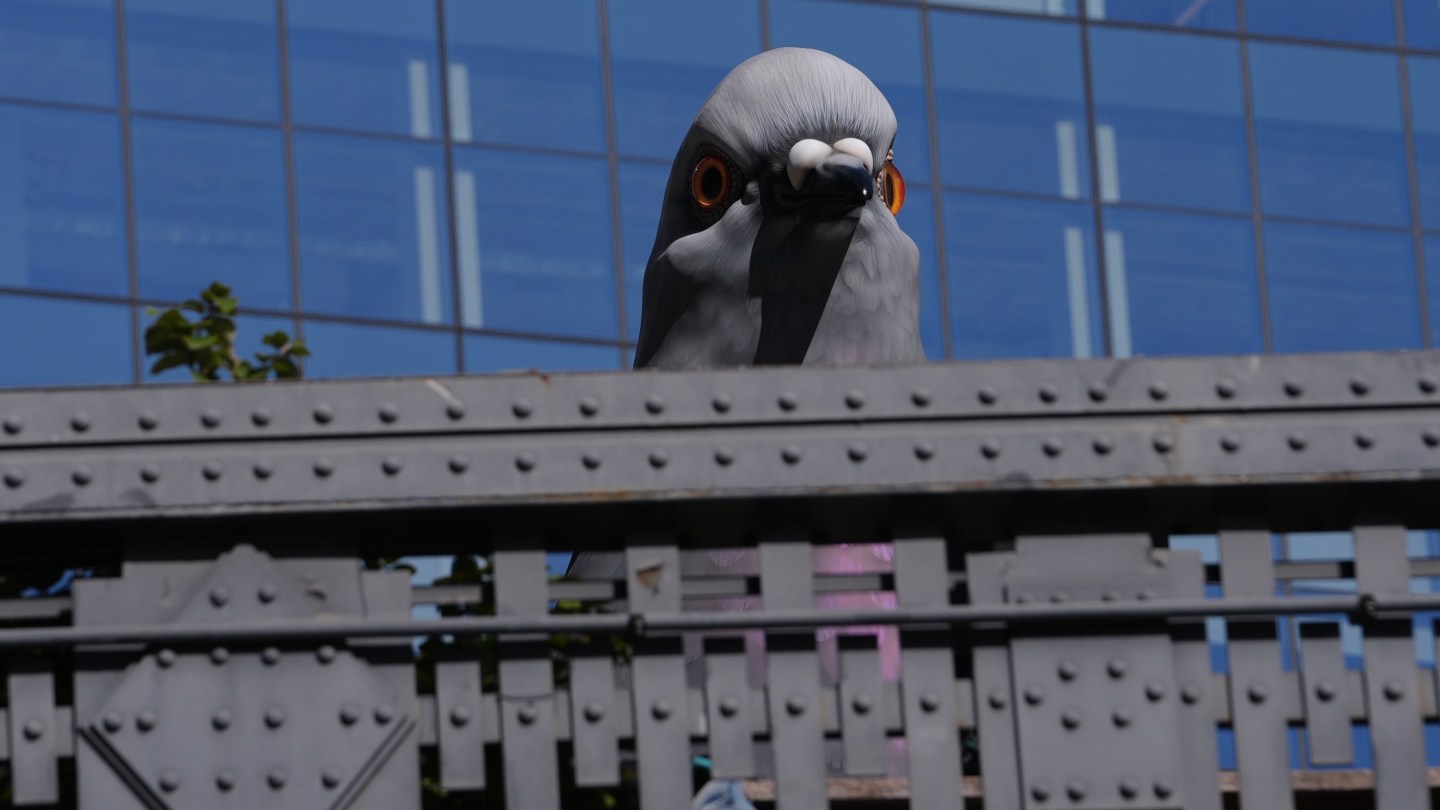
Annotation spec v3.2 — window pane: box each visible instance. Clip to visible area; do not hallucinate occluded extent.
[296,132,451,324]
[141,314,295,383]
[894,186,947,360]
[286,0,439,137]
[125,0,279,121]
[1103,209,1261,356]
[945,192,1102,359]
[1414,57,1440,232]
[0,296,131,387]
[609,0,757,160]
[446,0,605,153]
[930,0,1075,16]
[770,0,929,178]
[1266,222,1420,352]
[0,0,116,106]
[302,321,455,378]
[465,335,619,373]
[1429,237,1440,343]
[1245,0,1395,46]
[1087,0,1236,30]
[618,161,668,343]
[0,104,126,296]
[1090,29,1248,213]
[932,13,1089,198]
[1249,43,1409,227]
[133,118,290,308]
[1410,0,1440,50]
[452,147,616,340]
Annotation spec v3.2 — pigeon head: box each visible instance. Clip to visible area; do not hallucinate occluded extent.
[636,47,921,368]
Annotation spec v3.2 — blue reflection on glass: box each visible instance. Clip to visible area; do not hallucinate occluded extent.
[0,0,116,106]
[618,160,669,343]
[296,132,450,324]
[465,335,619,373]
[771,0,930,178]
[302,321,455,378]
[895,187,947,360]
[1413,57,1440,232]
[0,104,126,295]
[1410,0,1440,50]
[929,0,1076,16]
[0,296,131,387]
[932,13,1089,199]
[1087,0,1235,30]
[1249,43,1409,227]
[451,147,616,340]
[1102,209,1261,356]
[1266,222,1420,353]
[1245,0,1395,46]
[610,0,758,160]
[132,118,289,308]
[945,192,1102,359]
[126,0,279,121]
[1428,237,1440,343]
[1089,29,1248,213]
[143,314,296,383]
[286,0,439,137]
[446,0,604,153]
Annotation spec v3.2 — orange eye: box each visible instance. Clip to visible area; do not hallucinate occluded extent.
[691,155,731,210]
[880,160,905,216]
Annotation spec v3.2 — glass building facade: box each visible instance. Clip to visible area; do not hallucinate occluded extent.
[1,0,1439,387]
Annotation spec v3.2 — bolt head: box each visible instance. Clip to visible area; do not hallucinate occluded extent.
[72,466,92,486]
[267,769,287,789]
[1145,681,1166,702]
[339,703,361,725]
[212,709,233,730]
[850,694,872,715]
[140,465,161,483]
[1154,779,1174,799]
[156,648,176,668]
[257,583,278,603]
[512,400,533,418]
[919,692,941,713]
[988,691,1008,710]
[202,461,223,481]
[1112,707,1133,727]
[777,392,798,411]
[1247,682,1268,704]
[1152,434,1175,453]
[1288,433,1307,450]
[137,709,157,732]
[584,702,606,722]
[1066,780,1087,800]
[911,388,932,407]
[138,411,158,430]
[378,403,399,423]
[1148,382,1169,401]
[1220,434,1241,452]
[1057,660,1078,681]
[1024,685,1045,706]
[711,394,732,413]
[517,705,538,725]
[1088,383,1108,402]
[714,448,735,466]
[1283,380,1303,397]
[1355,431,1376,449]
[1092,436,1114,455]
[977,386,997,405]
[160,770,181,792]
[914,442,935,460]
[980,440,1001,459]
[321,767,342,789]
[381,456,402,475]
[1031,781,1052,801]
[785,695,807,716]
[2,470,22,489]
[210,647,229,664]
[581,452,602,469]
[1181,684,1202,705]
[578,397,600,416]
[261,646,281,665]
[251,407,272,426]
[450,705,472,727]
[449,454,470,473]
[781,445,802,464]
[847,442,868,462]
[1061,709,1082,729]
[103,712,124,733]
[1107,659,1127,678]
[209,588,230,607]
[1424,429,1440,448]
[313,458,333,477]
[252,461,273,479]
[216,770,236,791]
[313,404,335,424]
[200,408,222,428]
[1042,437,1063,457]
[1216,379,1236,398]
[1119,777,1140,799]
[1038,383,1058,403]
[317,644,337,664]
[446,403,466,420]
[1,415,21,434]
[651,700,672,720]
[648,450,669,468]
[646,395,667,414]
[374,704,395,725]
[844,389,865,409]
[71,412,91,432]
[1421,375,1438,394]
[1384,679,1405,701]
[1350,377,1370,396]
[1315,681,1337,702]
[22,718,44,740]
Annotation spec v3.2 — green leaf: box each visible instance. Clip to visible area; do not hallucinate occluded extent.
[181,334,221,351]
[149,354,190,375]
[261,330,290,348]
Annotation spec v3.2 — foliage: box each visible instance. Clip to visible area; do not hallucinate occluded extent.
[143,282,309,382]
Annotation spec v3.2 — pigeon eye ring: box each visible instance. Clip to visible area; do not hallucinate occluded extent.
[691,155,732,212]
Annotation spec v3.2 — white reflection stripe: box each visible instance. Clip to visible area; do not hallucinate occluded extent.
[1103,230,1133,358]
[1055,120,1080,200]
[413,167,443,324]
[448,63,473,143]
[1087,0,1106,18]
[455,170,483,328]
[408,59,432,139]
[1048,0,1068,14]
[1097,123,1120,203]
[1064,226,1092,359]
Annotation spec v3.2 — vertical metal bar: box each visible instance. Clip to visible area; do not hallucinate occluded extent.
[704,637,756,779]
[963,551,1024,810]
[1234,0,1275,353]
[569,649,620,786]
[894,535,963,810]
[837,635,886,776]
[432,0,467,370]
[493,542,561,810]
[1353,522,1427,810]
[919,5,954,358]
[1077,6,1114,357]
[760,534,827,810]
[1297,623,1355,766]
[1168,546,1224,810]
[595,0,630,354]
[113,0,141,381]
[6,658,58,805]
[1395,0,1432,347]
[626,538,692,810]
[435,650,486,790]
[274,0,304,352]
[1220,527,1294,810]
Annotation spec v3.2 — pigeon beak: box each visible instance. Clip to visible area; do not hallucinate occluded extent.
[797,153,873,204]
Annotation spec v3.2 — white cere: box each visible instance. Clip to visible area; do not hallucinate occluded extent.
[787,138,832,190]
[831,138,874,173]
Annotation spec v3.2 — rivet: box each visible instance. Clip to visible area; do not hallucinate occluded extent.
[72,466,92,486]
[977,386,997,405]
[581,452,602,470]
[848,442,868,462]
[1066,779,1087,800]
[845,390,865,409]
[1107,659,1127,678]
[1119,778,1140,799]
[1050,591,1068,603]
[584,702,606,723]
[267,769,287,789]
[1350,377,1370,396]
[714,448,735,466]
[1092,436,1113,455]
[137,411,158,430]
[1283,380,1304,397]
[914,442,935,460]
[1057,661,1078,681]
[321,767,342,789]
[1148,382,1169,401]
[374,704,395,725]
[313,404,335,424]
[448,455,469,473]
[1219,434,1241,452]
[1061,709,1082,729]
[251,407,272,427]
[312,458,333,478]
[339,703,360,725]
[210,587,230,607]
[781,445,802,464]
[22,718,44,740]
[786,695,807,716]
[579,397,600,416]
[1247,682,1268,703]
[1024,685,1045,705]
[1384,680,1405,701]
[1288,433,1307,451]
[1042,437,1063,457]
[1102,590,1120,601]
[1031,781,1052,802]
[1088,383,1108,402]
[253,461,273,479]
[919,692,941,713]
[1038,383,1058,403]
[446,403,466,420]
[446,705,473,728]
[1,415,21,434]
[651,700,672,720]
[988,691,1008,710]
[515,452,536,472]
[212,709,232,730]
[1420,375,1438,394]
[1424,429,1440,447]
[1152,434,1174,453]
[378,403,399,423]
[911,388,932,407]
[1216,379,1236,398]
[1145,682,1166,702]
[200,408,221,428]
[712,394,733,413]
[1355,431,1375,449]
[1315,681,1337,702]
[317,644,337,664]
[216,770,236,791]
[210,646,229,664]
[645,395,666,414]
[1112,707,1133,727]
[777,392,798,411]
[103,712,123,733]
[262,646,281,665]
[512,399,533,418]
[140,465,160,483]
[137,709,157,732]
[381,456,402,475]
[851,694,872,715]
[980,439,1001,459]
[1154,779,1174,799]
[202,461,223,481]
[71,412,91,432]
[2,470,21,489]
[648,450,668,469]
[156,648,176,668]
[160,770,181,792]
[1181,684,1201,705]
[1015,592,1033,604]
[1137,588,1156,600]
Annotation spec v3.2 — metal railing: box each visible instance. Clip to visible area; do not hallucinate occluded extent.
[2,351,1440,809]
